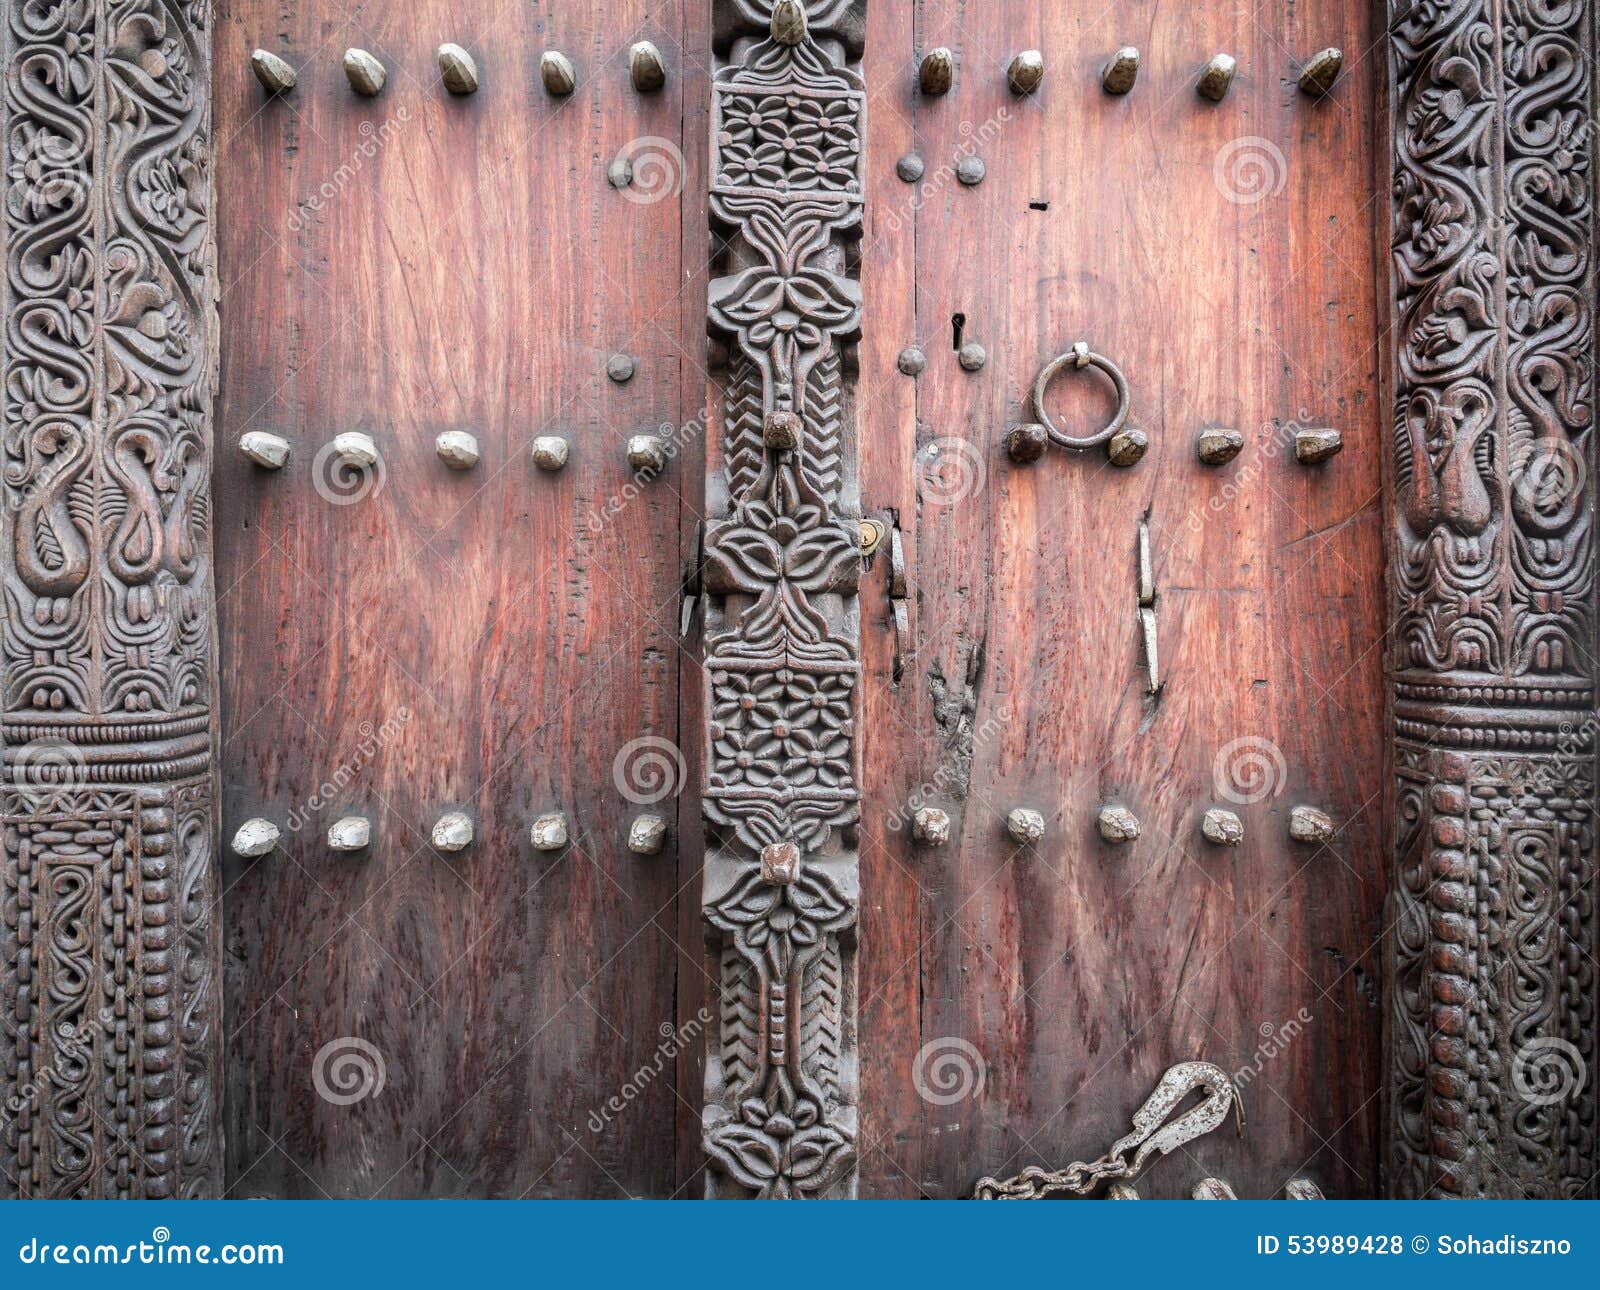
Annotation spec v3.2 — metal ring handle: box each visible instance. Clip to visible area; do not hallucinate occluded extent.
[1030,341,1132,450]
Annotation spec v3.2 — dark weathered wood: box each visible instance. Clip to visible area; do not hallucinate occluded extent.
[1,0,222,1199]
[214,1,689,1197]
[1382,0,1598,1198]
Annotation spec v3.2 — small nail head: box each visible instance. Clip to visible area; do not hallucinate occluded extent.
[328,816,372,852]
[1101,47,1140,95]
[232,817,281,858]
[332,431,379,469]
[239,431,290,470]
[437,43,480,94]
[607,353,636,383]
[957,341,987,371]
[761,840,802,884]
[532,435,570,471]
[770,0,808,46]
[627,434,668,474]
[1197,427,1245,466]
[1294,426,1343,464]
[919,47,955,96]
[1008,50,1044,95]
[530,812,569,852]
[1298,47,1343,96]
[431,811,474,852]
[1005,423,1049,464]
[628,814,669,855]
[896,152,925,183]
[607,156,634,189]
[1197,54,1237,101]
[897,345,927,376]
[343,48,387,97]
[1107,427,1148,467]
[1097,804,1141,843]
[1288,804,1335,844]
[763,410,802,451]
[1006,807,1046,845]
[630,41,666,93]
[541,51,577,96]
[1201,807,1244,846]
[435,430,481,470]
[250,48,297,95]
[912,807,952,847]
[956,155,986,186]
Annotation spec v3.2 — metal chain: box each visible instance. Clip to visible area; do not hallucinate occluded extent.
[972,1061,1242,1200]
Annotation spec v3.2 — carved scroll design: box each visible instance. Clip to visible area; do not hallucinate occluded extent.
[1385,0,1598,1197]
[703,1,863,1199]
[2,0,220,1198]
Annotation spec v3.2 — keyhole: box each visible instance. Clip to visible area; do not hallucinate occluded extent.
[952,313,966,350]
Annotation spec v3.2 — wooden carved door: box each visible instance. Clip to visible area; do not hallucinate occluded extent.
[4,0,1595,1201]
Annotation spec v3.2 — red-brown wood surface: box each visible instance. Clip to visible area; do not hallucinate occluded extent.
[214,1,697,1197]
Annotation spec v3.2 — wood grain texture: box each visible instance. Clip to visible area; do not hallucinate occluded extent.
[214,1,693,1198]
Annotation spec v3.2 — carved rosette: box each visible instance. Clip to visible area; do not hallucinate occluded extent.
[1385,0,1598,1197]
[703,1,864,1199]
[1,1,220,1197]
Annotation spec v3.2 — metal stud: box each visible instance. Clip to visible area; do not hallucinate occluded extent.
[1097,804,1141,843]
[1192,1177,1238,1200]
[1285,1178,1326,1200]
[627,434,668,474]
[957,341,987,371]
[232,818,280,858]
[1196,427,1244,466]
[343,48,387,97]
[332,431,378,470]
[1007,50,1044,95]
[764,411,801,451]
[956,155,986,186]
[1201,807,1243,847]
[1289,804,1335,844]
[239,431,290,470]
[1298,47,1343,97]
[1105,1182,1141,1199]
[431,811,474,852]
[541,51,577,96]
[770,0,808,45]
[250,49,297,95]
[437,43,480,94]
[919,47,954,95]
[1005,423,1049,464]
[435,430,480,470]
[630,41,666,93]
[1107,427,1148,467]
[1196,54,1236,102]
[607,156,633,189]
[1006,807,1046,845]
[532,435,570,471]
[530,812,569,852]
[1101,47,1139,95]
[607,353,636,383]
[761,840,801,884]
[895,153,925,183]
[912,807,951,847]
[628,813,669,855]
[327,816,371,852]
[1294,426,1342,464]
[897,345,927,375]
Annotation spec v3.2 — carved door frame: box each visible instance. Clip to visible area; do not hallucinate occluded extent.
[2,0,1593,1198]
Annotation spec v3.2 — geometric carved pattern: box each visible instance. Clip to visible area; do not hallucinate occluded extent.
[1385,0,1598,1197]
[2,2,220,1197]
[703,1,863,1198]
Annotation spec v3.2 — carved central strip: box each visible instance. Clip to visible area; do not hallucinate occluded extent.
[702,1,864,1200]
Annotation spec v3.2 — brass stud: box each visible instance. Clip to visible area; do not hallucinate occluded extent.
[607,353,636,383]
[770,0,808,46]
[859,518,885,553]
[1107,427,1148,467]
[1298,47,1343,97]
[250,49,297,95]
[1006,807,1046,845]
[1101,47,1139,95]
[627,434,668,474]
[1197,54,1236,102]
[1294,426,1342,465]
[957,341,987,371]
[912,807,951,847]
[764,410,802,451]
[343,48,387,97]
[897,345,927,375]
[1201,807,1244,846]
[956,155,986,186]
[896,153,925,183]
[431,811,474,852]
[628,813,668,855]
[1007,50,1044,95]
[530,812,569,852]
[1192,1177,1238,1200]
[239,431,290,470]
[630,41,666,93]
[1097,804,1141,844]
[541,51,577,96]
[1197,426,1244,465]
[532,435,570,471]
[1285,1178,1325,1200]
[437,43,480,94]
[1005,423,1049,464]
[232,818,281,858]
[327,816,371,852]
[761,840,801,884]
[919,47,954,95]
[1289,804,1335,844]
[435,430,480,470]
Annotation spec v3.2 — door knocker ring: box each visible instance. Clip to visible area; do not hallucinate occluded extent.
[1030,341,1132,450]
